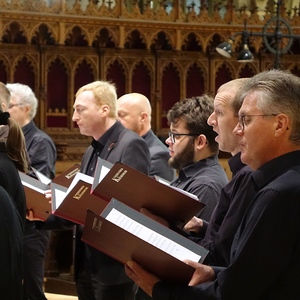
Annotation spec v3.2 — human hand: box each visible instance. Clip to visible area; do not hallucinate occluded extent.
[26,210,45,221]
[125,260,161,297]
[44,189,52,201]
[140,208,170,227]
[183,216,203,233]
[183,260,215,286]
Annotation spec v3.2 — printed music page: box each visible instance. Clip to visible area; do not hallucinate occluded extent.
[105,208,201,262]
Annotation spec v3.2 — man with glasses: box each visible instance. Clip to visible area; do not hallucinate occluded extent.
[166,95,228,221]
[126,69,300,299]
[7,83,57,300]
[135,94,228,300]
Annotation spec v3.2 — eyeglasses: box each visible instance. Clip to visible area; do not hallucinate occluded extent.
[8,103,20,109]
[237,114,278,132]
[168,131,200,144]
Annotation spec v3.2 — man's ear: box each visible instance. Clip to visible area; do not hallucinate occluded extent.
[140,112,148,123]
[194,134,207,150]
[23,105,31,115]
[1,103,6,112]
[274,114,289,137]
[101,104,110,116]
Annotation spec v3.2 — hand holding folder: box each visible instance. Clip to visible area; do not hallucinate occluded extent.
[91,158,205,228]
[82,199,209,284]
[51,161,110,225]
[19,171,51,221]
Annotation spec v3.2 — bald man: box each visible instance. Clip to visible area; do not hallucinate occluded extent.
[117,93,175,181]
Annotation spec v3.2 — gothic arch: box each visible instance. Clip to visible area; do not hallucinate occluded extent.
[0,54,11,81]
[214,61,236,92]
[45,55,72,75]
[1,21,28,43]
[181,31,204,51]
[204,32,224,53]
[184,60,207,81]
[150,30,174,50]
[11,54,38,79]
[106,57,129,76]
[30,23,57,45]
[215,61,236,77]
[130,58,153,76]
[45,56,72,97]
[160,58,183,77]
[64,25,90,46]
[124,29,147,49]
[92,27,118,48]
[72,57,97,76]
[237,62,258,78]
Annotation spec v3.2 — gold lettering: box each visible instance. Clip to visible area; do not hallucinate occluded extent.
[73,186,88,200]
[112,168,127,183]
[92,217,102,232]
[66,168,80,179]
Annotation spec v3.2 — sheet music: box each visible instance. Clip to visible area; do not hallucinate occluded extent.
[106,208,201,262]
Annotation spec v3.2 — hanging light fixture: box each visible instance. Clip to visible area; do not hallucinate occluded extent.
[236,44,254,62]
[215,0,297,69]
[216,38,234,58]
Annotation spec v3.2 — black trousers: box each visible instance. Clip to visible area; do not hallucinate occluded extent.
[76,268,136,300]
[135,287,153,300]
[23,221,50,300]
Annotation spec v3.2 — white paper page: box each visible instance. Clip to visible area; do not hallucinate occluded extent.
[106,208,201,262]
[52,188,67,210]
[169,185,199,200]
[32,168,52,185]
[97,165,111,184]
[22,180,48,194]
[157,178,170,186]
[66,172,93,194]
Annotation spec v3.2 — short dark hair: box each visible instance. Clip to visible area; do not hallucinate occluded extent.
[167,94,218,153]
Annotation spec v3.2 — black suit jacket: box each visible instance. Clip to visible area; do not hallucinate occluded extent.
[143,130,175,181]
[76,121,151,285]
[0,142,26,227]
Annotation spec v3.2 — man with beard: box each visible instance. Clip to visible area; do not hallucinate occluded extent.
[166,95,228,222]
[135,94,228,300]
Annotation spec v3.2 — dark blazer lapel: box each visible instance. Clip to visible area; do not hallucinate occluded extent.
[100,121,124,159]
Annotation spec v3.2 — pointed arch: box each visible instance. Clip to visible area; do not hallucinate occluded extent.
[30,23,57,45]
[237,63,258,78]
[124,29,147,49]
[92,27,117,48]
[2,21,28,44]
[214,62,236,93]
[185,61,206,98]
[0,55,11,83]
[181,32,203,51]
[12,55,38,91]
[73,57,97,94]
[160,60,181,128]
[150,30,174,50]
[64,25,89,46]
[131,60,152,99]
[106,58,128,98]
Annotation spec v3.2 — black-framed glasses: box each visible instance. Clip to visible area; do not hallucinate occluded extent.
[237,114,278,132]
[8,103,20,109]
[168,131,200,144]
